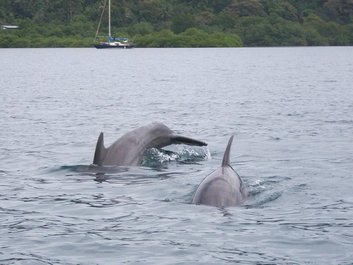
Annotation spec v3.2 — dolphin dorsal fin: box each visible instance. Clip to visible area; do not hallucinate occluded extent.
[221,135,234,167]
[93,132,107,166]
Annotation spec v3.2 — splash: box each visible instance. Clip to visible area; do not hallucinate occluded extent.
[142,146,210,167]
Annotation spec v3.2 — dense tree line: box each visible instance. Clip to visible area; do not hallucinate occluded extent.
[0,0,352,47]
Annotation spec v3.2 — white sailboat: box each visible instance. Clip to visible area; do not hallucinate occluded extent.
[94,0,134,49]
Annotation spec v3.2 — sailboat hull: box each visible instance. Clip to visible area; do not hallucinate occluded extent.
[95,42,135,49]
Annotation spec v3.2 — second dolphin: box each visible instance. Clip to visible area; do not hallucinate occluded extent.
[192,135,246,207]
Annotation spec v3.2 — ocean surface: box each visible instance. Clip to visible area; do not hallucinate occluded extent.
[1,47,353,265]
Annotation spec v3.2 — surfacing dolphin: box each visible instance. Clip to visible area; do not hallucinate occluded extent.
[192,135,246,207]
[92,122,207,166]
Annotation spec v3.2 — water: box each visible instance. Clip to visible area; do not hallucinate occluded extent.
[1,47,353,264]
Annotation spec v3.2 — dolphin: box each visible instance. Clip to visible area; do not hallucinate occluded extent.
[192,135,246,207]
[92,122,207,166]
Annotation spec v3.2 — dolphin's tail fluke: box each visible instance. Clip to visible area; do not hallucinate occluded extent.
[171,135,207,147]
[93,132,107,166]
[221,135,234,167]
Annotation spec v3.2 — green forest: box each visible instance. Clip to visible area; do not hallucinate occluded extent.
[0,0,352,48]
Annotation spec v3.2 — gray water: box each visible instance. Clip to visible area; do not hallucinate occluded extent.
[1,47,353,265]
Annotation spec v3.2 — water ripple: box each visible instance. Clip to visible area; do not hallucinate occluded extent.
[1,47,353,265]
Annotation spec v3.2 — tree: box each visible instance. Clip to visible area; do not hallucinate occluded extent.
[227,0,266,17]
[261,0,300,21]
[0,0,352,47]
[322,0,353,23]
[171,13,196,33]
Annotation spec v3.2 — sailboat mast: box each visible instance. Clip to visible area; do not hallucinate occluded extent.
[108,0,111,37]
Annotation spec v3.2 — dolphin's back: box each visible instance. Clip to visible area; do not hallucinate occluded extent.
[193,135,246,207]
[192,167,244,207]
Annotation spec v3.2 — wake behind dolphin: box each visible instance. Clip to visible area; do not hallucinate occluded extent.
[93,122,207,166]
[192,135,247,207]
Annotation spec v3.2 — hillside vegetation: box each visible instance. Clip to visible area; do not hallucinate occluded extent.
[1,0,352,47]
